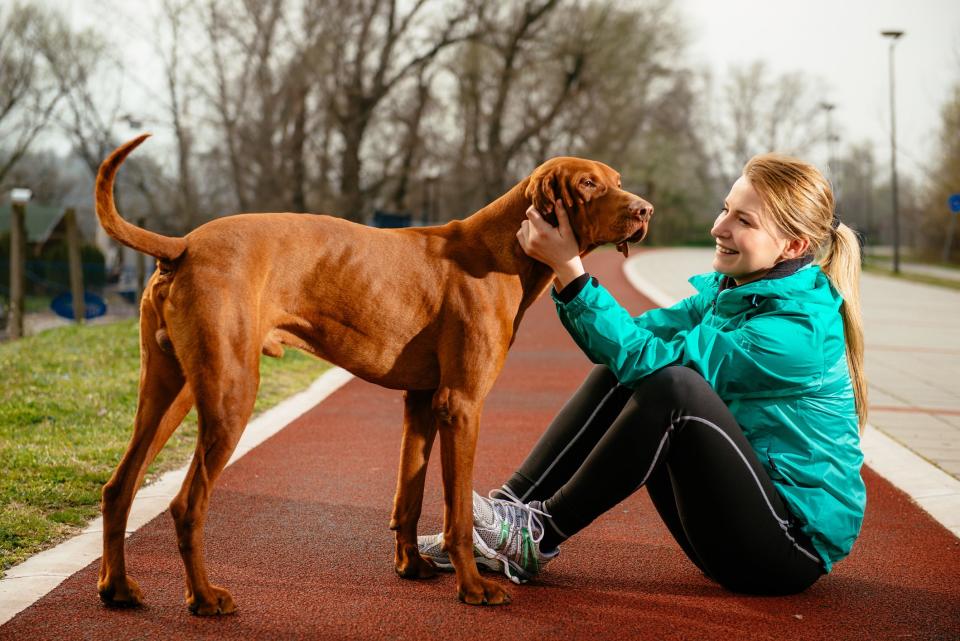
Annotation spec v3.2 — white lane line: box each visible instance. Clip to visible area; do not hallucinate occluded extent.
[621,256,960,540]
[0,367,355,625]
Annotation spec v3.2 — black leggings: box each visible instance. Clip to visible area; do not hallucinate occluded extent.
[502,365,824,595]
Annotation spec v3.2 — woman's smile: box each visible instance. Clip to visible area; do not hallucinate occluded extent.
[715,243,738,256]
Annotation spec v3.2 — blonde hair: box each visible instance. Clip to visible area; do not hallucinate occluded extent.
[743,154,868,431]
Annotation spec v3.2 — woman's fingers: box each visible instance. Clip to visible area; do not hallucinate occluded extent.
[525,205,547,226]
[554,199,573,234]
[516,219,532,253]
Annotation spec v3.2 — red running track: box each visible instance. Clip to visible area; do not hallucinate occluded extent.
[2,250,958,640]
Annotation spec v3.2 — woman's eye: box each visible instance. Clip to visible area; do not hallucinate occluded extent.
[739,217,750,226]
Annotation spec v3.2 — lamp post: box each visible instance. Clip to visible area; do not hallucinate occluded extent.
[881,29,904,274]
[819,101,840,203]
[7,188,31,339]
[819,102,836,174]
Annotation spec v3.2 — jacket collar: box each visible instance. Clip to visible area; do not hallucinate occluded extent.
[717,255,814,292]
[689,255,837,314]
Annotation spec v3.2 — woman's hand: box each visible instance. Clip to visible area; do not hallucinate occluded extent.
[516,199,585,289]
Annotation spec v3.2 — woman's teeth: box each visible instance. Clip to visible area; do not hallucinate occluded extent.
[716,245,738,255]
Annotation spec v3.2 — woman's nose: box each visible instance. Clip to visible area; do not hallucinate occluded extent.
[710,219,726,238]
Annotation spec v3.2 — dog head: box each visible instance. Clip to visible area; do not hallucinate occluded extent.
[523,157,653,257]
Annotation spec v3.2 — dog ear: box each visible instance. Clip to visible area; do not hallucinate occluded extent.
[524,163,578,227]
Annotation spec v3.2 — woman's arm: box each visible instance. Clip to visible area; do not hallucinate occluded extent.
[555,279,825,398]
[515,198,708,341]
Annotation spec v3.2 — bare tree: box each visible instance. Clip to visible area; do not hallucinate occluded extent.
[920,79,960,260]
[200,0,343,213]
[0,4,71,185]
[157,0,201,232]
[40,15,119,179]
[449,0,581,205]
[385,68,434,212]
[324,0,478,221]
[701,61,824,187]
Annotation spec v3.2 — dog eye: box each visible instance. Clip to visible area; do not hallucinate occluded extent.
[584,179,596,188]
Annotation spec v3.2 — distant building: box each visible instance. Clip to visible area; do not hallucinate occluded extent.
[0,202,72,254]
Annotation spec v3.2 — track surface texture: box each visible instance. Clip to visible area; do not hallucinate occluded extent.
[2,250,958,640]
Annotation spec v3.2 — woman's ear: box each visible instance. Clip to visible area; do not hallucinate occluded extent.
[780,237,810,260]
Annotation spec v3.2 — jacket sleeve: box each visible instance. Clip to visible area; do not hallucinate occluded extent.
[631,291,708,340]
[552,280,825,399]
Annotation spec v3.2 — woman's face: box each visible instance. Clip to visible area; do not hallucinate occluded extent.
[711,175,798,285]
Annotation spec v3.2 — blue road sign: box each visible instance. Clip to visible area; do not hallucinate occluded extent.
[949,193,960,213]
[50,292,107,320]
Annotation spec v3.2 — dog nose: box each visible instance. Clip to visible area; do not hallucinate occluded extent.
[629,199,653,220]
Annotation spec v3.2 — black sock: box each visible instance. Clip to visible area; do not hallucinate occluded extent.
[534,499,567,553]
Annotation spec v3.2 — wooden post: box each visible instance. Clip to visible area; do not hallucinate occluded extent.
[7,202,26,339]
[135,218,146,312]
[943,213,958,264]
[64,208,85,323]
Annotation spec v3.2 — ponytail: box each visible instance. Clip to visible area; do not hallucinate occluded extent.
[819,223,868,431]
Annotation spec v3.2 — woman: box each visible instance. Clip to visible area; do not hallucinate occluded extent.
[419,154,867,595]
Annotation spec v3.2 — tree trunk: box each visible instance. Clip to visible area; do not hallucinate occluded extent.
[339,115,368,222]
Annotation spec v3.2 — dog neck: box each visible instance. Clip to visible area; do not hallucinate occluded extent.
[462,178,558,300]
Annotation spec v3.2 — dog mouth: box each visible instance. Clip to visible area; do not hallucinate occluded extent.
[615,227,648,258]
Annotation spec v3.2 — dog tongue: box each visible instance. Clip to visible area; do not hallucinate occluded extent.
[617,241,629,258]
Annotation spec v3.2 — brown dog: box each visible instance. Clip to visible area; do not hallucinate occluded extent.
[94,135,652,613]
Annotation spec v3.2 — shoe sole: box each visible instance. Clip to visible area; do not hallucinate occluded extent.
[423,553,503,574]
[422,542,537,584]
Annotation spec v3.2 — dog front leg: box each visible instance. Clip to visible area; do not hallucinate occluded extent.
[390,389,439,579]
[436,389,510,606]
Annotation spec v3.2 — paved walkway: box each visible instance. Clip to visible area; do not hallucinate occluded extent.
[624,247,960,482]
[1,250,958,640]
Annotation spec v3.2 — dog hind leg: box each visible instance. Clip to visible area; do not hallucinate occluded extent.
[390,389,439,579]
[98,308,193,607]
[169,330,260,616]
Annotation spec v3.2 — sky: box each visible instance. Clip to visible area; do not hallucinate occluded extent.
[34,0,960,188]
[676,0,960,185]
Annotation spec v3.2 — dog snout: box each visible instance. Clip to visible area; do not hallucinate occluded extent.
[628,198,653,221]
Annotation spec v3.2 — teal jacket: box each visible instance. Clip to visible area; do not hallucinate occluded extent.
[551,265,865,571]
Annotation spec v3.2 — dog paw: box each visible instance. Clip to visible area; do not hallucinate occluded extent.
[395,551,438,580]
[458,578,511,606]
[187,585,237,616]
[98,574,144,607]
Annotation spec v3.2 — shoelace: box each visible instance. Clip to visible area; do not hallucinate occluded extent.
[485,487,549,583]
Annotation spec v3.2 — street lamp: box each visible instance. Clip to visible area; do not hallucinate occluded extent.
[881,29,904,274]
[819,102,836,173]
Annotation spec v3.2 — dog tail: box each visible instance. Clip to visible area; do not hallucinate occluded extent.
[95,134,187,262]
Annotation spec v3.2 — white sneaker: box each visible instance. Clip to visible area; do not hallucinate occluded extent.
[417,489,559,584]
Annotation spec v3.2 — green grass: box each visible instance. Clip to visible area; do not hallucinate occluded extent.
[23,296,53,314]
[0,319,330,576]
[862,261,960,292]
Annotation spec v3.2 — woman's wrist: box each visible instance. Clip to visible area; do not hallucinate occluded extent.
[553,257,586,290]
